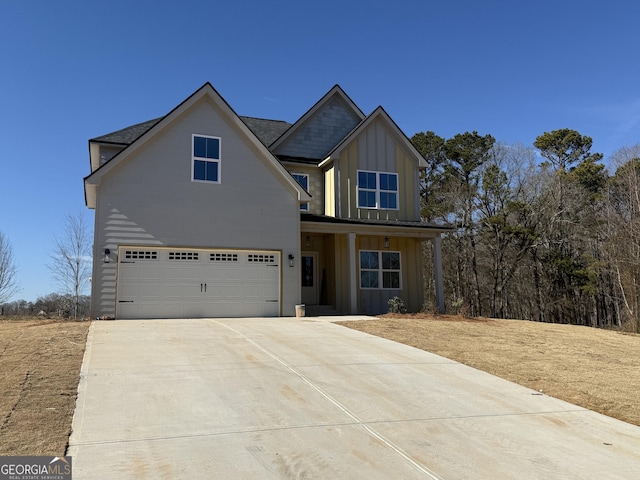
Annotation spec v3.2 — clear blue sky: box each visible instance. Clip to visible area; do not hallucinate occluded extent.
[1,0,640,302]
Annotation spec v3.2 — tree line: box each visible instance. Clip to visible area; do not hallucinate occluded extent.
[414,128,640,332]
[1,293,91,318]
[0,213,91,320]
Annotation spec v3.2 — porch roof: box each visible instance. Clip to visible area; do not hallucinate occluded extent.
[300,213,452,238]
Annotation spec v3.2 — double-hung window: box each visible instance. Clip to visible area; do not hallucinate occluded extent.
[357,170,398,209]
[359,250,401,289]
[192,134,221,183]
[292,173,309,211]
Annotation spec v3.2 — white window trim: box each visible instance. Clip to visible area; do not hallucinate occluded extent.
[357,170,399,210]
[191,134,222,184]
[292,172,310,211]
[359,250,402,290]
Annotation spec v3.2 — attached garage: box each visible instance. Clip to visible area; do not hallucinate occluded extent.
[115,247,281,319]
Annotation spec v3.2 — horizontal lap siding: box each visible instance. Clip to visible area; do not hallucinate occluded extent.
[91,99,300,318]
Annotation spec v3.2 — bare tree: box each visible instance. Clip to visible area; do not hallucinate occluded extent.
[0,231,20,304]
[48,213,92,320]
[604,144,640,332]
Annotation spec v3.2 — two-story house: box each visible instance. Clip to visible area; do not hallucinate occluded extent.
[84,83,447,319]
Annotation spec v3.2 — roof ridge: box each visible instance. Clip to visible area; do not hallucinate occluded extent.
[240,115,290,123]
[91,115,292,147]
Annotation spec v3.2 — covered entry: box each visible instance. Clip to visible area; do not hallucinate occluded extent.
[115,247,281,319]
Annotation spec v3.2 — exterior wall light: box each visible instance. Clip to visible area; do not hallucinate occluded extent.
[104,248,111,263]
[384,237,390,249]
[288,254,295,267]
[305,236,311,248]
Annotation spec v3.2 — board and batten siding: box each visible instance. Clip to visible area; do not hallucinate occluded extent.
[334,118,419,222]
[330,234,424,315]
[358,236,424,314]
[90,97,301,318]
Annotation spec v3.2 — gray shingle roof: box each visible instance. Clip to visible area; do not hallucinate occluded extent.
[91,116,291,147]
[91,118,163,144]
[240,117,291,146]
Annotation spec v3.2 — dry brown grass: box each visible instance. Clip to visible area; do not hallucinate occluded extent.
[0,318,90,455]
[337,314,640,427]
[1,314,638,456]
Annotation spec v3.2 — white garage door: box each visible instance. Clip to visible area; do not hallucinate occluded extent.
[116,247,280,319]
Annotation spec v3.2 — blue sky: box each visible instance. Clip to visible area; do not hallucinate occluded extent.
[1,0,640,302]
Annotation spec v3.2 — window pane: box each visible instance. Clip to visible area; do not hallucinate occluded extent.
[360,251,379,269]
[358,171,376,189]
[359,190,376,208]
[380,173,389,191]
[389,174,397,191]
[300,202,309,211]
[367,172,376,188]
[293,174,308,189]
[382,252,400,270]
[380,173,398,191]
[361,271,379,288]
[383,271,400,289]
[205,161,219,182]
[358,171,367,188]
[380,192,398,209]
[194,136,207,158]
[302,256,314,287]
[206,137,220,159]
[193,160,206,180]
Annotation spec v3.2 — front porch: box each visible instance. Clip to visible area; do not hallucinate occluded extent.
[299,214,446,315]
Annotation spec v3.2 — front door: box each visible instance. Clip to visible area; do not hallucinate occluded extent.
[301,252,318,305]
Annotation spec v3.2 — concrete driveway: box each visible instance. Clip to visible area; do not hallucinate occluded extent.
[68,317,640,479]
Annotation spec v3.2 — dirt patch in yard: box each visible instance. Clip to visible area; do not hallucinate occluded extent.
[0,319,90,456]
[337,314,640,427]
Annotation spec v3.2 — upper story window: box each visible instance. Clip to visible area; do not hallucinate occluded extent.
[357,170,398,210]
[292,173,309,211]
[192,135,221,183]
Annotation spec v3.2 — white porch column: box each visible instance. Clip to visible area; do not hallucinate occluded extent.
[433,235,445,313]
[347,232,358,314]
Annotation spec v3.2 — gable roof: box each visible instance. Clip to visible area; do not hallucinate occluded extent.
[319,106,428,169]
[91,118,163,145]
[269,85,366,160]
[85,82,309,208]
[91,116,291,148]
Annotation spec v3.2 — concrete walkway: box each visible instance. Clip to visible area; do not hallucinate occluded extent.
[68,317,640,479]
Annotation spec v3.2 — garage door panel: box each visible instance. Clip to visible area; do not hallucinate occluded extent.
[116,248,281,319]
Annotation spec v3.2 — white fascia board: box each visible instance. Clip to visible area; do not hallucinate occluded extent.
[84,183,97,209]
